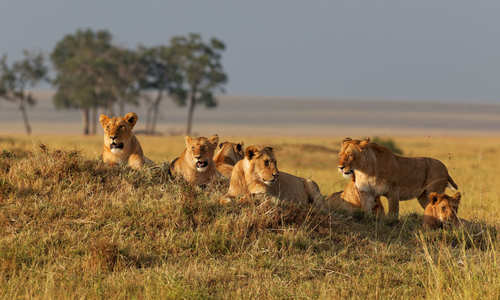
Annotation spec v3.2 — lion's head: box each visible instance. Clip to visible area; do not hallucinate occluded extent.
[185,135,219,172]
[100,112,138,154]
[425,192,461,227]
[245,145,279,186]
[214,141,244,165]
[337,137,371,178]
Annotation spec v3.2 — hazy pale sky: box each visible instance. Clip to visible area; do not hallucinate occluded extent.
[2,0,500,102]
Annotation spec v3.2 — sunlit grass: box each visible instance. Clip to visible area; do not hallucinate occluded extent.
[0,134,499,299]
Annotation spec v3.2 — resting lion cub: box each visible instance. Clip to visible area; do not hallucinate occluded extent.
[169,135,219,185]
[99,112,148,169]
[326,180,385,216]
[423,192,461,229]
[213,141,244,178]
[220,145,323,205]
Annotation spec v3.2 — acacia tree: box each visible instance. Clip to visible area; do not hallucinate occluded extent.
[138,45,184,134]
[51,29,114,135]
[0,50,47,135]
[169,33,228,135]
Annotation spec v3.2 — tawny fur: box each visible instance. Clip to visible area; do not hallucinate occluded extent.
[423,192,461,229]
[169,135,220,185]
[338,137,458,217]
[325,180,385,216]
[100,112,149,170]
[220,145,323,205]
[213,141,244,178]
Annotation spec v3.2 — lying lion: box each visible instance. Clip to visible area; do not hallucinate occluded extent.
[326,180,385,216]
[99,112,150,169]
[338,137,458,217]
[169,135,219,185]
[220,145,323,205]
[423,192,461,229]
[213,141,244,178]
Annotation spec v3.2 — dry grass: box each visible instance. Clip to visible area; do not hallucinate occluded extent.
[0,134,499,299]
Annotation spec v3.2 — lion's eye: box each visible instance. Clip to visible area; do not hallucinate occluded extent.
[264,160,270,167]
[200,146,205,152]
[118,125,124,130]
[191,147,195,151]
[441,206,447,212]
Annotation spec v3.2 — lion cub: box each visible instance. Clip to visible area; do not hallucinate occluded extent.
[423,192,461,229]
[220,145,323,205]
[213,141,244,178]
[169,135,219,185]
[326,180,385,216]
[99,112,148,170]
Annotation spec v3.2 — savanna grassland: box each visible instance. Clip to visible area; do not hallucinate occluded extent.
[0,134,499,299]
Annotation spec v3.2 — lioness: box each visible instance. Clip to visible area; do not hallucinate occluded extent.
[213,141,244,178]
[99,112,149,169]
[220,145,323,205]
[326,180,385,216]
[423,192,461,229]
[338,137,458,217]
[169,135,219,185]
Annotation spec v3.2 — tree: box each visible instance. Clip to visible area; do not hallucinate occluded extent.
[0,50,47,135]
[51,29,114,135]
[138,45,184,134]
[169,33,228,135]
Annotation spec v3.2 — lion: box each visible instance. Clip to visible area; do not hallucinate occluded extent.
[338,137,458,217]
[213,141,244,178]
[99,112,150,170]
[169,134,219,185]
[326,180,385,216]
[220,145,323,205]
[423,192,461,229]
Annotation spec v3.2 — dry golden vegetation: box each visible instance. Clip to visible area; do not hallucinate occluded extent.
[0,134,499,299]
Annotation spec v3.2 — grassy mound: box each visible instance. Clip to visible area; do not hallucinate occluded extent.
[0,144,498,299]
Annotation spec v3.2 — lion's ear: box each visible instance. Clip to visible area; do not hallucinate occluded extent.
[208,134,219,146]
[429,192,439,205]
[342,137,352,144]
[99,114,110,128]
[263,146,274,153]
[360,138,370,148]
[245,145,260,160]
[124,112,138,128]
[236,142,244,152]
[185,136,193,147]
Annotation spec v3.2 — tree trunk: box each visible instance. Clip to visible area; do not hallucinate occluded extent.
[186,93,196,136]
[91,105,97,135]
[19,99,31,135]
[150,90,163,135]
[82,108,90,135]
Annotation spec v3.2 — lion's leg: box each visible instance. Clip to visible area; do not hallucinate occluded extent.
[417,180,448,210]
[387,191,400,218]
[358,191,376,214]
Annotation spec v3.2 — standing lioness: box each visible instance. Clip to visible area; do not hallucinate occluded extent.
[220,145,323,205]
[100,112,147,169]
[338,138,458,217]
[169,135,219,185]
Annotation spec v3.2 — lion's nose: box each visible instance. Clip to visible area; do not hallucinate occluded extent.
[273,172,279,178]
[110,135,117,140]
[194,155,201,159]
[339,166,345,170]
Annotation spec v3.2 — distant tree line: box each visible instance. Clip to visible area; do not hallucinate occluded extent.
[0,29,227,135]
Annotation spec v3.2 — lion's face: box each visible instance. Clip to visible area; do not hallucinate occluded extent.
[215,141,244,164]
[427,192,461,225]
[185,135,219,172]
[245,146,279,186]
[338,138,370,178]
[100,112,138,154]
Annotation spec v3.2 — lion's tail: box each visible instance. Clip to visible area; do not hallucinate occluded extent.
[447,175,458,190]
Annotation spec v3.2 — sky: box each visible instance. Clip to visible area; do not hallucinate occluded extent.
[1,0,500,102]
